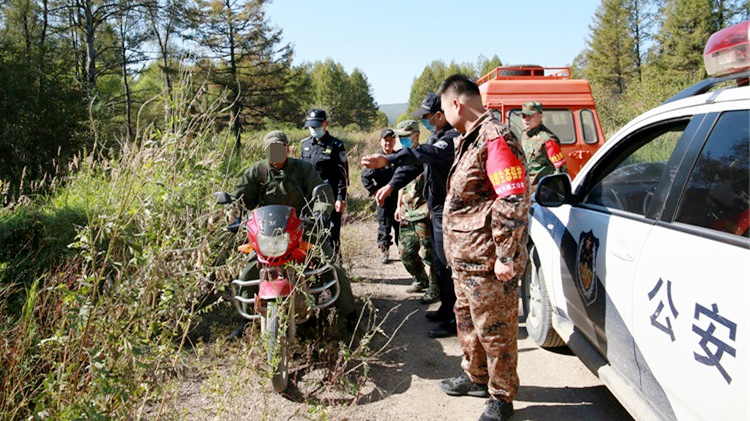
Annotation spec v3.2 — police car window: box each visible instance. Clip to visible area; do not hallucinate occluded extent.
[581,109,599,145]
[508,109,575,144]
[674,110,750,237]
[583,122,687,215]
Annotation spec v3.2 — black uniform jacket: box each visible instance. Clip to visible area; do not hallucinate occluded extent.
[361,150,396,196]
[300,132,349,202]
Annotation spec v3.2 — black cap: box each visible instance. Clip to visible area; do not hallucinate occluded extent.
[410,93,441,118]
[304,108,327,128]
[380,128,395,139]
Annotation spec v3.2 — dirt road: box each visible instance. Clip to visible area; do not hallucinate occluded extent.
[328,221,634,421]
[172,221,633,420]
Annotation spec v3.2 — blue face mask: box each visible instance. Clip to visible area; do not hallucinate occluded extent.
[309,127,325,139]
[399,136,413,148]
[421,118,435,132]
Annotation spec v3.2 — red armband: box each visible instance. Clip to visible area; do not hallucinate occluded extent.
[486,135,526,198]
[545,139,566,168]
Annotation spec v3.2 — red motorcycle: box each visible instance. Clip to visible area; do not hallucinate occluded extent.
[216,186,340,392]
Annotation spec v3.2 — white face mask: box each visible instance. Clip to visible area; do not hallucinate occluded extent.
[309,127,325,138]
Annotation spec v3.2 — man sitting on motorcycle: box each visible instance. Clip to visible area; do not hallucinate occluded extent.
[227,130,356,338]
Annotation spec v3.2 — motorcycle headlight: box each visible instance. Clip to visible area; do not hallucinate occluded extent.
[256,232,290,258]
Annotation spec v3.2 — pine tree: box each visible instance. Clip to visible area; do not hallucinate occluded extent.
[408,60,477,117]
[477,54,503,78]
[584,0,638,96]
[650,0,719,83]
[347,68,378,130]
[626,0,660,79]
[309,59,350,126]
[192,0,292,147]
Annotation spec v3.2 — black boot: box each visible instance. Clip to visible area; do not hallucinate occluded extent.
[428,319,456,338]
[438,372,489,397]
[479,398,514,421]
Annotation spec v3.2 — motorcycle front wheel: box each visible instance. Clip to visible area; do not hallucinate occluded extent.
[265,300,291,393]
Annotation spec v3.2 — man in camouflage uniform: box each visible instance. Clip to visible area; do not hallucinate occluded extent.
[228,130,356,338]
[437,75,529,421]
[393,120,438,304]
[520,100,568,195]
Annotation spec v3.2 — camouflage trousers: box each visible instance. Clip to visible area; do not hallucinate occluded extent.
[454,268,520,402]
[398,219,434,289]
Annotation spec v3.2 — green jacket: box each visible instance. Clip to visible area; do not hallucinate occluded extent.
[230,158,326,215]
[521,124,568,190]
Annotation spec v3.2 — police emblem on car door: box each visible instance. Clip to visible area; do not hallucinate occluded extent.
[576,230,599,306]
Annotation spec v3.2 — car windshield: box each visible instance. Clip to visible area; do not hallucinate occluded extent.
[508,109,575,144]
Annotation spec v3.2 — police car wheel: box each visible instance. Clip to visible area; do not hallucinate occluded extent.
[525,246,565,348]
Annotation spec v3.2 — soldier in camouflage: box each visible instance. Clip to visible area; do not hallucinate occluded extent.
[397,170,436,301]
[394,120,438,304]
[520,100,568,195]
[437,75,529,421]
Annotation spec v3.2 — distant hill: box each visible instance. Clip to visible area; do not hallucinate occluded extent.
[379,103,408,126]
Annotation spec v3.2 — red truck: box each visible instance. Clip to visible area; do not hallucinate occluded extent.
[477,66,605,178]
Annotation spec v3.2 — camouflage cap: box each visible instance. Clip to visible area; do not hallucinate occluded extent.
[393,119,420,136]
[521,101,543,115]
[262,130,289,149]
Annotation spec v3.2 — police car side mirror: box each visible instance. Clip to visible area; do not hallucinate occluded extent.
[535,174,572,207]
[214,191,233,205]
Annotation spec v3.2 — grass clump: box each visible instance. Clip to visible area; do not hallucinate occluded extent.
[0,72,393,419]
[0,74,253,419]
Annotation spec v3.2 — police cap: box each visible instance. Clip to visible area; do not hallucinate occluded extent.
[410,93,441,118]
[303,108,328,128]
[380,128,395,139]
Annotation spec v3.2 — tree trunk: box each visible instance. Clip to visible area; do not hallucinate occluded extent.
[227,0,242,148]
[85,0,97,96]
[120,20,133,141]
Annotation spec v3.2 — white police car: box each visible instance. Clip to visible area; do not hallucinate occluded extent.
[523,21,749,421]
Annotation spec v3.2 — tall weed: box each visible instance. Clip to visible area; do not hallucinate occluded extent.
[0,71,253,419]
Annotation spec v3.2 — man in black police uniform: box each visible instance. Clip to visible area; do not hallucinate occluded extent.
[361,128,399,263]
[300,109,349,257]
[361,93,460,338]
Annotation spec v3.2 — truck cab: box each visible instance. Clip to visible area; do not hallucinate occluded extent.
[477,66,605,178]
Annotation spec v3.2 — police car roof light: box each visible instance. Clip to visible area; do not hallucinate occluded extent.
[703,21,750,77]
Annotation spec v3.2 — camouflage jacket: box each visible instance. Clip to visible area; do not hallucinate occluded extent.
[444,110,530,274]
[521,124,568,191]
[399,173,430,222]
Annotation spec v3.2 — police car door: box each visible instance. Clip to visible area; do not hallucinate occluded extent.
[631,110,750,421]
[562,116,697,392]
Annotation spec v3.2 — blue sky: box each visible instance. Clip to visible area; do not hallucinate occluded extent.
[265,0,600,105]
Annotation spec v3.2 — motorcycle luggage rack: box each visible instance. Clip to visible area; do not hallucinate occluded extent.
[230,263,340,321]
